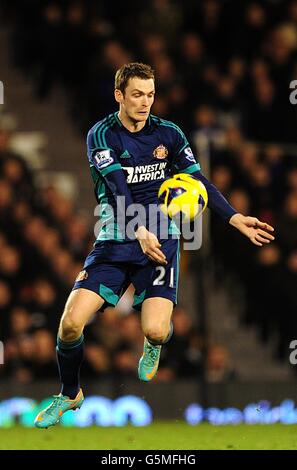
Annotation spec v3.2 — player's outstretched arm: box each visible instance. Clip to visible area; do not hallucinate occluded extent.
[169,124,275,247]
[229,213,275,246]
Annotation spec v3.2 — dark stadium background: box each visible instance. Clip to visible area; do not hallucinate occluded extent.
[0,0,297,428]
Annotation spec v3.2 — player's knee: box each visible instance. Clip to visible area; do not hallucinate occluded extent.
[59,314,83,342]
[144,326,169,344]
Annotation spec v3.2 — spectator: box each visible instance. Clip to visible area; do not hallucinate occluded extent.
[206,344,237,383]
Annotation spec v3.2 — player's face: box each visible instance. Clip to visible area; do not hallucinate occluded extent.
[119,78,155,122]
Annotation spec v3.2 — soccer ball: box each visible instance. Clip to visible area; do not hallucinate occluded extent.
[158,173,208,221]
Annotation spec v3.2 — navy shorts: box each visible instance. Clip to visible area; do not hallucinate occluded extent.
[73,238,180,311]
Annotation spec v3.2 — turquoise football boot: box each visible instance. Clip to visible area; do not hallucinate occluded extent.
[138,338,162,382]
[34,388,84,428]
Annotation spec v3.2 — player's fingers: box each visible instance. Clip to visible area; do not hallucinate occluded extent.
[146,252,157,262]
[151,250,167,264]
[256,220,274,231]
[255,234,270,244]
[146,248,167,264]
[147,238,162,250]
[257,229,275,240]
[151,246,166,259]
[148,253,167,265]
[251,237,262,246]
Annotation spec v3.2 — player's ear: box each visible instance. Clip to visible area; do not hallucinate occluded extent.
[114,89,123,104]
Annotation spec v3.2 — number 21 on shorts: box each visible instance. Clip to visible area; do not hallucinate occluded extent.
[153,266,174,288]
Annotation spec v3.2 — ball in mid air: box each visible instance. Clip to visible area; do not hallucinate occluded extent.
[158,173,208,221]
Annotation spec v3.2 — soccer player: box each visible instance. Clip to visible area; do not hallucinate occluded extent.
[35,63,274,428]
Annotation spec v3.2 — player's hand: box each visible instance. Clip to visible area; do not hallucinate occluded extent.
[135,226,167,265]
[229,213,275,247]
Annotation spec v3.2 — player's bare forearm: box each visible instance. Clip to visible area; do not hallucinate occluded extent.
[135,226,167,265]
[229,213,275,247]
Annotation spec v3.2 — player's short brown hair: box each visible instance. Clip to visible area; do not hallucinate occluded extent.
[115,62,155,94]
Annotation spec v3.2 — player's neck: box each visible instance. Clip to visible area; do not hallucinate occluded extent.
[117,111,146,133]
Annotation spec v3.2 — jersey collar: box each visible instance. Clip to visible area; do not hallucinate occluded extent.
[114,112,153,134]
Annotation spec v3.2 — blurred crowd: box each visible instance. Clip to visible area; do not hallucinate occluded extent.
[0,0,297,382]
[209,132,297,361]
[0,126,92,382]
[1,0,296,140]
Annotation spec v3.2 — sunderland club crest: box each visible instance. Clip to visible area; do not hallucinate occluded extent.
[153,144,168,159]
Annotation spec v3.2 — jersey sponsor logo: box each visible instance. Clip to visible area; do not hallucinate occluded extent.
[75,270,88,282]
[184,147,196,163]
[94,150,114,169]
[122,162,167,184]
[153,144,168,159]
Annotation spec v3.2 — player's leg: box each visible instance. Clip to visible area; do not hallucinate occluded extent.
[138,297,174,381]
[35,238,131,429]
[141,297,173,344]
[35,288,104,428]
[56,288,105,398]
[132,238,179,381]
